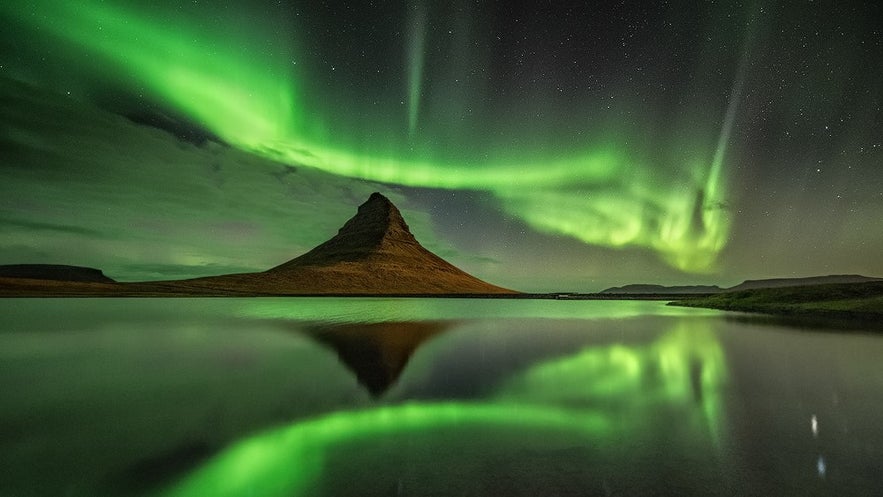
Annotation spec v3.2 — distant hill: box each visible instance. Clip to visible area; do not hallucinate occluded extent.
[0,264,114,283]
[726,275,882,292]
[600,284,722,295]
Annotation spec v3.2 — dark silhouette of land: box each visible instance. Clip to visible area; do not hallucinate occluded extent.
[0,264,114,283]
[725,275,882,292]
[601,284,723,294]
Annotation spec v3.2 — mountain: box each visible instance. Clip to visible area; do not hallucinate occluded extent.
[0,264,114,283]
[600,284,722,294]
[167,192,515,295]
[725,275,882,292]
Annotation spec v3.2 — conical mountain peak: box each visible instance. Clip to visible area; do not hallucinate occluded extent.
[270,192,420,269]
[260,193,514,294]
[334,192,415,245]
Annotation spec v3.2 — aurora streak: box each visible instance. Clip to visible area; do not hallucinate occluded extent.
[406,2,428,137]
[0,0,750,272]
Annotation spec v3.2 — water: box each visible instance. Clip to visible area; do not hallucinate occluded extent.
[1,298,881,496]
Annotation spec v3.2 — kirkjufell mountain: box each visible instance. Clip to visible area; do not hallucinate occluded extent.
[266,192,515,293]
[175,192,515,294]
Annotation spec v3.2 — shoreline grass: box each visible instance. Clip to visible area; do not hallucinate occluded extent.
[669,281,883,324]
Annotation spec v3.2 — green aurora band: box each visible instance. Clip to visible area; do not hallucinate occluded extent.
[2,0,743,272]
[160,403,611,497]
[160,321,727,496]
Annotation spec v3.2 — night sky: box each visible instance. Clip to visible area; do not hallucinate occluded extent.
[1,0,881,292]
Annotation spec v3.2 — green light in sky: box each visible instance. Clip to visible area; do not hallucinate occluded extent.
[495,181,729,272]
[2,0,740,272]
[2,0,301,150]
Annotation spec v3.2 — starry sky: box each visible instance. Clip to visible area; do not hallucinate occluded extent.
[0,0,881,292]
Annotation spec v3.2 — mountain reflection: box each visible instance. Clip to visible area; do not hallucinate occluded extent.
[305,321,453,396]
[161,318,728,497]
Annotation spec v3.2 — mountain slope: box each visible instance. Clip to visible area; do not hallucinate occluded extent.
[175,193,515,295]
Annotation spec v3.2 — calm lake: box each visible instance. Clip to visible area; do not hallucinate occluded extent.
[1,298,881,496]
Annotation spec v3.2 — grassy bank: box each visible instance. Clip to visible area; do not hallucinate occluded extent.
[669,281,883,321]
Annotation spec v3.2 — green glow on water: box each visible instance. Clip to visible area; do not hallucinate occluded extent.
[2,1,737,271]
[233,298,722,323]
[160,402,610,497]
[498,319,728,444]
[160,320,727,497]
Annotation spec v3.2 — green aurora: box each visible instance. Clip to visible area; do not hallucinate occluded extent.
[1,0,738,273]
[2,0,881,289]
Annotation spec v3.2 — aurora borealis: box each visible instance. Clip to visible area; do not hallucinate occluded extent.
[1,1,881,290]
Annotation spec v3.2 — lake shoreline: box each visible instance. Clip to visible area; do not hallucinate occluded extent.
[0,277,716,299]
[668,281,883,328]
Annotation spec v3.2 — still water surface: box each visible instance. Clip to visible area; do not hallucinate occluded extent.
[1,298,881,496]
